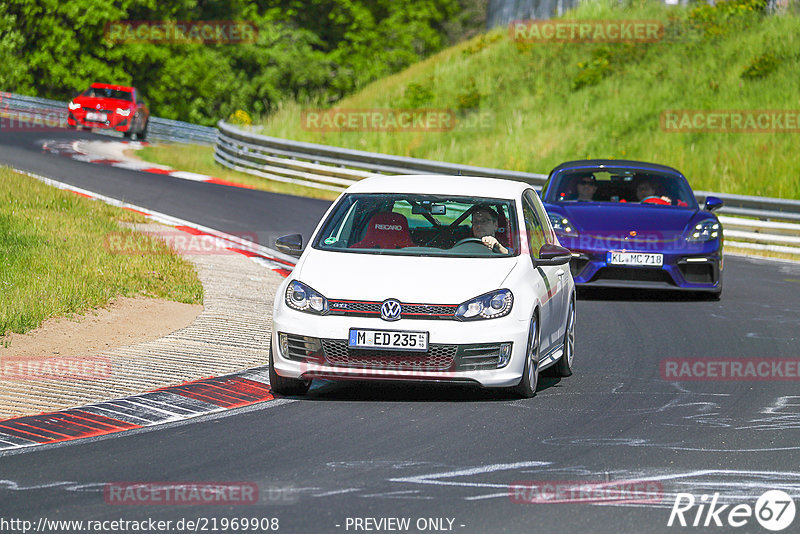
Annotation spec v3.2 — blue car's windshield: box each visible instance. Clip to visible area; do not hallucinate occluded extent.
[546,169,698,209]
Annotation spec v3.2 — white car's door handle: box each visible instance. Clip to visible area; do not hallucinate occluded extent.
[556,269,566,277]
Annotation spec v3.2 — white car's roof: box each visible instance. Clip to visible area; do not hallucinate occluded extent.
[344,174,533,199]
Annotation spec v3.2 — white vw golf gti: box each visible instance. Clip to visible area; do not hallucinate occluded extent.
[270,175,576,397]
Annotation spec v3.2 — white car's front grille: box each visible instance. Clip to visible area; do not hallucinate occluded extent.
[321,339,456,370]
[280,334,510,372]
[327,299,458,320]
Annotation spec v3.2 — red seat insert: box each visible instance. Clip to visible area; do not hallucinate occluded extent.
[350,212,415,249]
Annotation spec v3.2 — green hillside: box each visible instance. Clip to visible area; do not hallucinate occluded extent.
[254,0,800,199]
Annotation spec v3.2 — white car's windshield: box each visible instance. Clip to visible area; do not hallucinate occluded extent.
[314,194,518,257]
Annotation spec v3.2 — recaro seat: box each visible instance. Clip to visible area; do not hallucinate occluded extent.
[350,212,415,249]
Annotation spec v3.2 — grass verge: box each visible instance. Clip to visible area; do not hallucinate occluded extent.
[726,245,800,263]
[136,143,340,201]
[0,167,203,340]
[252,0,799,200]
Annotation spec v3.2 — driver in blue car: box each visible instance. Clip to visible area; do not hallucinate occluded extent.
[471,206,509,254]
[636,178,672,205]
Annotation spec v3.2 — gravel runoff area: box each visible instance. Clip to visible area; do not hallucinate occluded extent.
[0,223,284,419]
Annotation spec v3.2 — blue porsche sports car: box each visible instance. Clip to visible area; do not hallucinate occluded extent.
[541,160,724,298]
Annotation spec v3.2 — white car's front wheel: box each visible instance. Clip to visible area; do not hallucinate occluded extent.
[269,340,311,396]
[513,313,540,398]
[551,297,575,377]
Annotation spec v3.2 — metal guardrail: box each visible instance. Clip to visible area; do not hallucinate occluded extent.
[215,120,549,187]
[216,121,800,218]
[215,120,800,256]
[695,191,800,223]
[2,89,798,256]
[0,91,217,144]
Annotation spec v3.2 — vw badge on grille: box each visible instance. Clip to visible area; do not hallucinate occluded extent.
[380,299,402,321]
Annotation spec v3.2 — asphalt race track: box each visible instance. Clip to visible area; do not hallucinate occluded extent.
[0,129,331,248]
[1,129,799,534]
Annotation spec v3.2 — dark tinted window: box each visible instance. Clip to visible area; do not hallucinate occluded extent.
[84,87,133,101]
[546,169,697,208]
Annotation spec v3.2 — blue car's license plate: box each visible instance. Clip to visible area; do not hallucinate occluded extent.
[607,251,664,266]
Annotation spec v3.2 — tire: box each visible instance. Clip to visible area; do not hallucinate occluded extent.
[268,340,311,396]
[551,296,575,377]
[123,129,132,139]
[138,120,148,141]
[513,313,540,398]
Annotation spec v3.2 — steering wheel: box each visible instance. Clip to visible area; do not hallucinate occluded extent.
[453,237,485,247]
[642,196,670,205]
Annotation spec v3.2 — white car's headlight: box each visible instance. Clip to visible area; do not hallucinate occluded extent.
[687,220,720,242]
[115,108,131,116]
[285,280,328,315]
[68,102,81,110]
[455,289,513,321]
[549,213,577,236]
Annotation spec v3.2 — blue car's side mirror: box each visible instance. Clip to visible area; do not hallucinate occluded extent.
[704,196,723,212]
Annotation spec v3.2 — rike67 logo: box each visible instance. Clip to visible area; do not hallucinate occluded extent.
[668,490,795,531]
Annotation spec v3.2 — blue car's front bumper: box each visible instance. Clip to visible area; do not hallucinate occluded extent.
[559,236,723,292]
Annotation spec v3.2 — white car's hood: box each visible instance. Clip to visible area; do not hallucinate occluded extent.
[295,251,519,303]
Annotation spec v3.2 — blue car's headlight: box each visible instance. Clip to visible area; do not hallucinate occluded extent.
[687,220,720,242]
[549,213,578,236]
[285,280,328,314]
[455,289,513,321]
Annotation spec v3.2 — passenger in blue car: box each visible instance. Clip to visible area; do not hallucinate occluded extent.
[574,175,598,201]
[560,175,597,201]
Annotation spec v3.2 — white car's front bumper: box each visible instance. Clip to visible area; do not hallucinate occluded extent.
[271,306,531,388]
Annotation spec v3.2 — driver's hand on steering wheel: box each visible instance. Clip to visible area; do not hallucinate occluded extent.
[481,235,508,254]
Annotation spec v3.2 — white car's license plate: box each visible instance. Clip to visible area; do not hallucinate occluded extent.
[85,112,107,122]
[348,329,428,351]
[607,251,663,266]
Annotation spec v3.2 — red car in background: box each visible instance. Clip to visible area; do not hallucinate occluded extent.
[67,83,149,140]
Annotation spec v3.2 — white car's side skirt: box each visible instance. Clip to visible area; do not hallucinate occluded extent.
[538,346,564,371]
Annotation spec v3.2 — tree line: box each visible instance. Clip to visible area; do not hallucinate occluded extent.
[0,0,486,125]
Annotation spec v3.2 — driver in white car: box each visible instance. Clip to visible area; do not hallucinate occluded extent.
[471,206,509,254]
